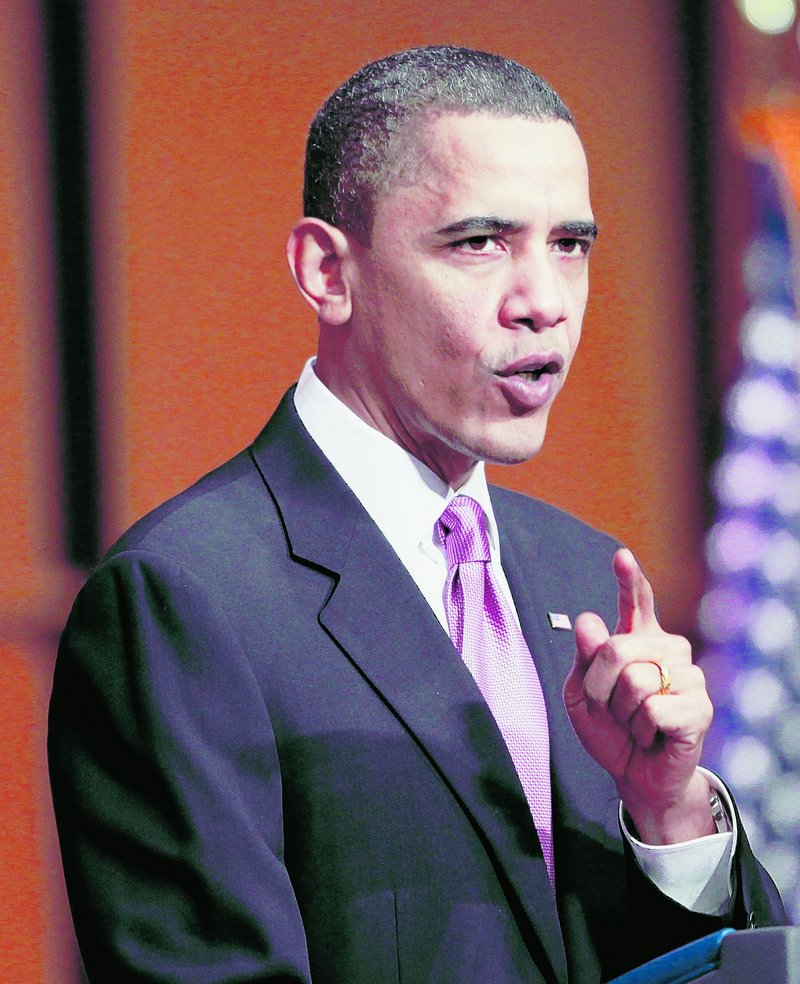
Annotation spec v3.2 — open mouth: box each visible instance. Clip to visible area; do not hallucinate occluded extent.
[511,362,560,382]
[495,357,563,381]
[492,355,565,410]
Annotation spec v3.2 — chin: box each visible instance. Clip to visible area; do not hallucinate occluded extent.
[484,446,544,467]
[470,432,548,468]
[479,418,549,466]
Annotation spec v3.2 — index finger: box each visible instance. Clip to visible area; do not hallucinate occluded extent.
[614,548,659,634]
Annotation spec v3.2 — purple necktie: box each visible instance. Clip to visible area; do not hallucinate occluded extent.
[437,495,554,887]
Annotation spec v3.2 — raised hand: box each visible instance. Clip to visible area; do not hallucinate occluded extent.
[563,548,715,844]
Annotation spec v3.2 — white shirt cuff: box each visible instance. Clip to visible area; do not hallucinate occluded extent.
[620,768,737,915]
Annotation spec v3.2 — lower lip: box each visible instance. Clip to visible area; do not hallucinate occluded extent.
[494,372,559,410]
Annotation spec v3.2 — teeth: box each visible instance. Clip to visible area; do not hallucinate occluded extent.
[497,360,559,380]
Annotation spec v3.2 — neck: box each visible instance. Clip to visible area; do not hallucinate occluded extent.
[313,350,478,491]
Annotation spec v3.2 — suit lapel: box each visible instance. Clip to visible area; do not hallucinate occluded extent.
[251,393,568,983]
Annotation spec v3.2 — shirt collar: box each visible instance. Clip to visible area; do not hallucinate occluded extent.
[293,358,502,560]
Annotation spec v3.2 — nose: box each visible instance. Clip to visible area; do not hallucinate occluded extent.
[499,251,568,331]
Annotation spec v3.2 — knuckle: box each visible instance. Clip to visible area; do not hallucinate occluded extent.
[686,664,706,688]
[637,692,660,724]
[665,633,692,660]
[614,661,638,692]
[624,662,656,701]
[603,637,638,670]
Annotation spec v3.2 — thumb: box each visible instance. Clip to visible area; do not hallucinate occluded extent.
[574,611,611,666]
[564,612,610,705]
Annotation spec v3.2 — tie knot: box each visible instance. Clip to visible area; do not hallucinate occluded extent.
[437,496,491,568]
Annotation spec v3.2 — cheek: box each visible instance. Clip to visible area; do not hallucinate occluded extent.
[421,325,487,407]
[402,296,478,367]
[562,287,586,367]
[566,318,583,363]
[368,263,490,382]
[432,293,491,358]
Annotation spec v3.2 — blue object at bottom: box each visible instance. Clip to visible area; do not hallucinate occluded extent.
[606,928,736,984]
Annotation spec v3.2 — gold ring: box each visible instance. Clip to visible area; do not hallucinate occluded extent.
[648,660,672,695]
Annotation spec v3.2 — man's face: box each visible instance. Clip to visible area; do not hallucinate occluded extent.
[335,112,595,487]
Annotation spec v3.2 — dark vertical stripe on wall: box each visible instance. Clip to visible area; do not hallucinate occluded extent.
[677,0,722,524]
[41,0,100,568]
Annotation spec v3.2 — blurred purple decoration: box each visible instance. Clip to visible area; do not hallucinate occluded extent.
[701,148,800,920]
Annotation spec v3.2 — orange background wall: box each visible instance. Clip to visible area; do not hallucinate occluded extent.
[3,2,704,978]
[1,2,83,980]
[110,0,703,618]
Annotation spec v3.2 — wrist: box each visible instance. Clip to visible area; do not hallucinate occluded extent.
[621,770,716,845]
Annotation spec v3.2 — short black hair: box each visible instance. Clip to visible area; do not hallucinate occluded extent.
[303,45,574,243]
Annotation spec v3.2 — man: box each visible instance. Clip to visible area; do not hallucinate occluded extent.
[49,46,786,983]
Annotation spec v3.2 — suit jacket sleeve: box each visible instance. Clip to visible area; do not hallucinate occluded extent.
[49,550,312,983]
[616,789,788,973]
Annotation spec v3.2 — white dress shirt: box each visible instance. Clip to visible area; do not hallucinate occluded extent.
[293,357,735,914]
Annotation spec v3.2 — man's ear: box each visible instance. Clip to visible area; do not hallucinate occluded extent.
[286,218,353,326]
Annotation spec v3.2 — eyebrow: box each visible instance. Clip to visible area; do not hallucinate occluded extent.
[435,215,599,240]
[435,216,520,237]
[556,220,599,240]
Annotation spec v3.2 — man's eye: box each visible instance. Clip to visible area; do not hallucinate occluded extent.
[453,236,499,253]
[555,237,591,256]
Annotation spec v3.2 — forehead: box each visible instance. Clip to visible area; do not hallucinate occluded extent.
[375,112,591,230]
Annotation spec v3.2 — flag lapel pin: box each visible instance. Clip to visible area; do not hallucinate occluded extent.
[548,612,572,631]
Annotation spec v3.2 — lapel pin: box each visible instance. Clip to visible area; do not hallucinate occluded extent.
[548,612,572,631]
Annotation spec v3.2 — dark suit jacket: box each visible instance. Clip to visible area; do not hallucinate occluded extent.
[48,390,787,983]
